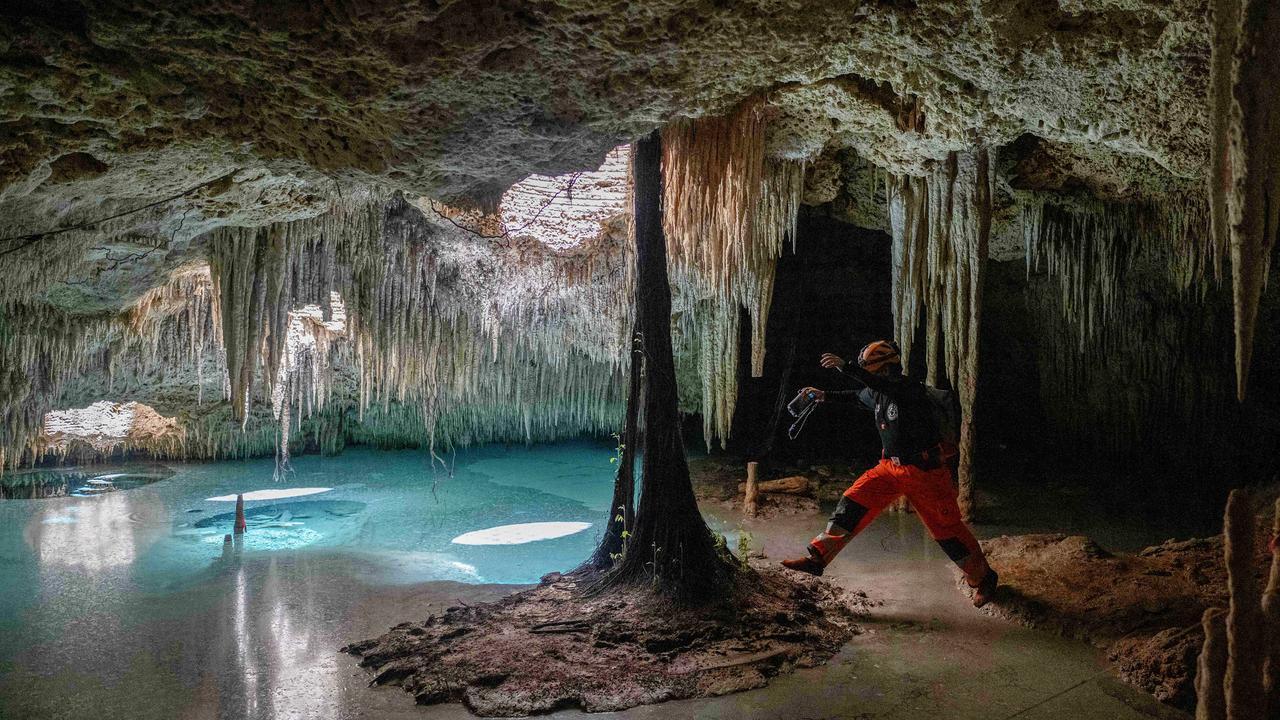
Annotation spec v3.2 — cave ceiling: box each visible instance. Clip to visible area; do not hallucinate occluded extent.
[3,0,1209,267]
[2,0,1263,468]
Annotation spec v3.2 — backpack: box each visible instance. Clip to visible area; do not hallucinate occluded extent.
[924,385,961,447]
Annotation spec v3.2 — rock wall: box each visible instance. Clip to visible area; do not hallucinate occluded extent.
[3,0,1210,226]
[977,206,1280,497]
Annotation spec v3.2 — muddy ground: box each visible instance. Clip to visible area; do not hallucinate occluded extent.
[976,521,1274,711]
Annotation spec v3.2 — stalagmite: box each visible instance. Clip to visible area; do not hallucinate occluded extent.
[1194,490,1271,719]
[233,493,246,534]
[1208,0,1280,401]
[1197,607,1229,720]
[1264,498,1280,715]
[1223,489,1265,720]
[886,149,992,517]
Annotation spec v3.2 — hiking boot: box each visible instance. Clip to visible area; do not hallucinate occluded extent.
[971,568,998,607]
[781,554,824,577]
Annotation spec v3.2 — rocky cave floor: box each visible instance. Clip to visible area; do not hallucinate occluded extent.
[978,530,1271,712]
[690,455,1279,714]
[342,565,869,716]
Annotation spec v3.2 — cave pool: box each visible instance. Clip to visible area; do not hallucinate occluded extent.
[0,441,732,719]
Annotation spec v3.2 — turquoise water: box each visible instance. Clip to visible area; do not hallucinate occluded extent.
[0,442,619,594]
[0,442,645,718]
[0,441,751,719]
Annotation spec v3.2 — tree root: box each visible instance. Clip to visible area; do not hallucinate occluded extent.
[343,564,870,716]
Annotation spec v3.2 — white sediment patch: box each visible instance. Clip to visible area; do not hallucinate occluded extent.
[451,521,591,545]
[205,487,332,502]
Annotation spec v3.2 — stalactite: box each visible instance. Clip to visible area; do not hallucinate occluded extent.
[885,149,992,517]
[1207,0,1280,401]
[0,198,186,312]
[1021,190,1236,462]
[206,225,290,424]
[0,305,116,470]
[6,122,803,461]
[662,98,768,298]
[3,185,636,468]
[1022,190,1212,351]
[661,97,804,448]
[1207,0,1239,289]
[749,160,804,376]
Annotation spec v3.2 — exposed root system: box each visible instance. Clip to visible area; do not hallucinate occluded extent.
[342,566,867,716]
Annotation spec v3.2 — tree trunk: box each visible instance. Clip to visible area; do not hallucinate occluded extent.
[580,325,641,571]
[603,129,734,601]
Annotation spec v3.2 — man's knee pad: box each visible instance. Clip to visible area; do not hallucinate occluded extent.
[809,529,853,566]
[829,495,870,533]
[936,537,971,563]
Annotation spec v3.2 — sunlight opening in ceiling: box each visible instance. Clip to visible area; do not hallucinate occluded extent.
[42,400,180,453]
[498,145,630,249]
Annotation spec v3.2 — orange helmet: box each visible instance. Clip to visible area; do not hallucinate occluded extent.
[857,340,901,374]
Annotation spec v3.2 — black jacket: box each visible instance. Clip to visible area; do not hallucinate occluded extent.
[825,367,941,459]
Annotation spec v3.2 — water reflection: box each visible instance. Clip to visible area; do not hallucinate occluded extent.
[26,491,143,570]
[2,465,173,499]
[176,548,341,720]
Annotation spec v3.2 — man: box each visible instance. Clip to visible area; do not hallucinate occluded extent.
[781,340,999,608]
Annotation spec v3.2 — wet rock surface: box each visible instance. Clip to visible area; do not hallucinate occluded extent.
[343,566,868,716]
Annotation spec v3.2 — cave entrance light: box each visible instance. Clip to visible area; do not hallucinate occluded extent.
[498,145,630,249]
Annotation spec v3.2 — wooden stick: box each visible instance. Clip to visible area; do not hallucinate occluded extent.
[744,462,759,517]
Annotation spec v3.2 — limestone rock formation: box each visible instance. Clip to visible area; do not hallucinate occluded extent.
[1,0,1274,470]
[3,0,1212,242]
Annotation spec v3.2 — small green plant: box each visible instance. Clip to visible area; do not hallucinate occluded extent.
[713,530,729,554]
[736,531,753,565]
[608,431,624,464]
[645,543,664,587]
[608,504,630,564]
[713,528,753,569]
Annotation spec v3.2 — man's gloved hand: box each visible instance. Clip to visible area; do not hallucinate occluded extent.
[820,353,846,370]
[799,387,825,402]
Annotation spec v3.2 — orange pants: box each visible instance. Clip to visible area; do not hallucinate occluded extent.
[807,458,990,586]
